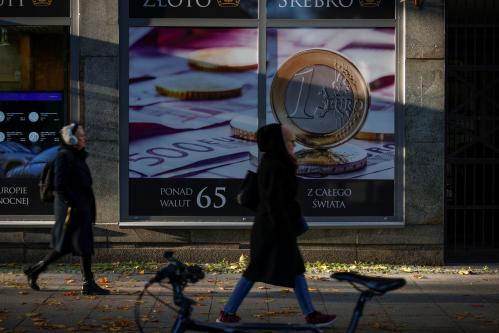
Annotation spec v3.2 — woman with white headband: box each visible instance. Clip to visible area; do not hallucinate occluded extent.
[24,123,109,295]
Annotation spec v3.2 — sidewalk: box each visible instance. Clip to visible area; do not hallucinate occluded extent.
[1,270,498,333]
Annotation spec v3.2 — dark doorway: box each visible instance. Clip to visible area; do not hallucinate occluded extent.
[445,0,499,261]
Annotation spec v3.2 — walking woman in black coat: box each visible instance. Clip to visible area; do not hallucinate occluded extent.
[217,124,336,327]
[24,123,109,295]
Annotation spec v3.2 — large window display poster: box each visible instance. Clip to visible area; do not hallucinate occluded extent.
[266,28,396,216]
[0,92,64,214]
[128,28,259,216]
[0,26,68,216]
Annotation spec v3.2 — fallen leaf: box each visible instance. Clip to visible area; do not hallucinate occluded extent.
[96,277,109,284]
[455,312,473,320]
[63,291,79,296]
[458,268,474,275]
[45,299,62,306]
[24,312,40,318]
[369,321,402,332]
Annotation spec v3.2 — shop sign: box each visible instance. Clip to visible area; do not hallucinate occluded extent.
[129,0,258,18]
[267,0,395,19]
[128,0,394,19]
[0,0,70,17]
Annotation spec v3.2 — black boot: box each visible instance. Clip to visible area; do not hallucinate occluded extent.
[81,256,110,295]
[23,261,46,291]
[23,251,65,291]
[82,276,110,295]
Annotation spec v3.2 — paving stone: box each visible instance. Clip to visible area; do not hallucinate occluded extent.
[390,315,463,330]
[1,271,498,332]
[381,302,444,317]
[456,322,499,333]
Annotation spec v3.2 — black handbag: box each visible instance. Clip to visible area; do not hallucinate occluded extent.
[236,170,259,211]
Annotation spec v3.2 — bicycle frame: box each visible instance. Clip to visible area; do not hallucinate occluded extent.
[345,290,374,333]
[136,252,405,333]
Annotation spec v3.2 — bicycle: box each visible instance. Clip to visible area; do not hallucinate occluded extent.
[135,251,406,333]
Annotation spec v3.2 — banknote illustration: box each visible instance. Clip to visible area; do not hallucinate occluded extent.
[128,27,396,180]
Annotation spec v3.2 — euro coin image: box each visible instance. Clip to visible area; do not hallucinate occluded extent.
[271,49,370,148]
[188,47,258,72]
[230,115,258,141]
[155,73,243,100]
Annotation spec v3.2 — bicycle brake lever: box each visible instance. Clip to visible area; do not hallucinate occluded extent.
[148,264,177,285]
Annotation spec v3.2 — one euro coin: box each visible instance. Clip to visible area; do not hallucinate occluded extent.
[271,49,370,148]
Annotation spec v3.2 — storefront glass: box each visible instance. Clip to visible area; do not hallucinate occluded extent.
[0,0,71,218]
[122,0,401,225]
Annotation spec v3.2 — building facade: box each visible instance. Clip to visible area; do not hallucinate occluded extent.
[1,0,450,265]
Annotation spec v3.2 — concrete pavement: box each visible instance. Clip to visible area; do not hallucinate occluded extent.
[1,270,498,332]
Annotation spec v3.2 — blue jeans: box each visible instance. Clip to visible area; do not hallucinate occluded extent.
[223,275,315,316]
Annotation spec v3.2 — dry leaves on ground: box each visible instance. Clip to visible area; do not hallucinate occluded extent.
[458,268,475,275]
[367,321,403,332]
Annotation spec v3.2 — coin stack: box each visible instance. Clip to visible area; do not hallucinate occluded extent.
[155,73,243,100]
[229,115,258,141]
[156,46,257,101]
[188,47,258,72]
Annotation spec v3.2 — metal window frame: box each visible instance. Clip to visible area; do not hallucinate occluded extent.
[0,0,79,228]
[119,0,405,227]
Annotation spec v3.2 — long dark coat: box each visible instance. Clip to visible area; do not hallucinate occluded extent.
[50,145,96,256]
[243,124,305,288]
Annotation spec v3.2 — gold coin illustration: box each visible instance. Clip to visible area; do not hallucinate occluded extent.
[155,73,243,100]
[188,47,258,72]
[230,115,258,141]
[271,49,370,148]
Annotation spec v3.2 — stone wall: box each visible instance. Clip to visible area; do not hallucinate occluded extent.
[0,0,446,265]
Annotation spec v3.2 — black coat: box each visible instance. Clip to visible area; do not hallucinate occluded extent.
[50,145,96,256]
[243,124,305,288]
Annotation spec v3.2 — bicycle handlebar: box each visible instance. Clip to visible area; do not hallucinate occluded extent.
[146,251,205,287]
